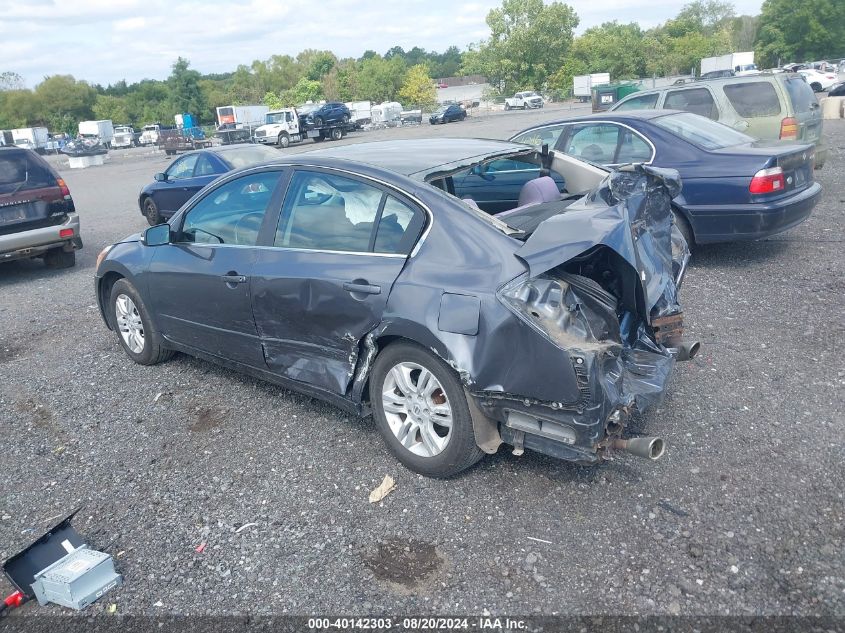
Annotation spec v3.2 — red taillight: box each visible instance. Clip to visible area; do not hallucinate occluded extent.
[59,228,74,238]
[750,167,785,194]
[56,178,71,199]
[779,117,798,141]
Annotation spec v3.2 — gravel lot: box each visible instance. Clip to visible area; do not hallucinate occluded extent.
[0,104,843,619]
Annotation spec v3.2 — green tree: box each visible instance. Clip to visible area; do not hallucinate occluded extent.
[398,64,437,108]
[93,94,129,123]
[34,75,97,130]
[464,0,579,94]
[168,57,205,119]
[755,0,845,67]
[282,77,323,105]
[665,0,735,37]
[357,55,407,102]
[0,72,25,91]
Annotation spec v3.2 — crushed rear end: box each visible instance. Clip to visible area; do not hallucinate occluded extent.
[472,165,695,463]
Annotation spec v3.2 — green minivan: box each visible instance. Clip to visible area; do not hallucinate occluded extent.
[611,73,826,167]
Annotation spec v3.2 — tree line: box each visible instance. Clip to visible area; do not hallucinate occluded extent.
[0,0,841,133]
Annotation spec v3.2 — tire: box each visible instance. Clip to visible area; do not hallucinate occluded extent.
[371,341,485,478]
[277,133,290,148]
[44,247,75,269]
[330,127,343,141]
[811,82,822,92]
[341,114,349,123]
[109,279,174,365]
[312,134,325,143]
[672,208,694,250]
[504,103,511,111]
[314,116,323,127]
[143,197,162,226]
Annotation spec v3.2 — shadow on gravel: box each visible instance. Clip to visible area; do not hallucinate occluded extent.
[690,238,790,269]
[0,256,91,286]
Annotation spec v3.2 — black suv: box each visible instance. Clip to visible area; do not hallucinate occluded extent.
[304,102,352,128]
[0,147,81,268]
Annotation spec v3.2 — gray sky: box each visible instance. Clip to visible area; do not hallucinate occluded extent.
[2,0,764,87]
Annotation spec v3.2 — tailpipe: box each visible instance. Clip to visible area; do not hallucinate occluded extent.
[670,340,700,362]
[611,436,665,461]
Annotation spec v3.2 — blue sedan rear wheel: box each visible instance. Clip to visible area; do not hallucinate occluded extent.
[144,197,161,226]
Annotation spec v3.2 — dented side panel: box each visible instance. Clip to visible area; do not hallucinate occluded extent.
[250,247,407,395]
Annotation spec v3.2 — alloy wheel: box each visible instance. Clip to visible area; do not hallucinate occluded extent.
[382,361,453,457]
[115,294,145,354]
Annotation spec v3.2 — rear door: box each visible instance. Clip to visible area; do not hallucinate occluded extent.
[0,149,66,236]
[251,168,426,395]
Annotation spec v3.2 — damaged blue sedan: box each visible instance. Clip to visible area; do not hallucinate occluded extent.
[94,138,697,477]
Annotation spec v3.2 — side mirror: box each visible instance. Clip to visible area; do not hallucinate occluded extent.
[154,172,168,182]
[143,223,171,247]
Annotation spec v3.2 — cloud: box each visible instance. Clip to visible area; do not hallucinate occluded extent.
[2,0,763,87]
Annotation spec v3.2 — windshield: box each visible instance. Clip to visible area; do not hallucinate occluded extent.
[220,145,281,169]
[265,112,285,124]
[654,112,753,150]
[298,104,318,115]
[143,126,157,131]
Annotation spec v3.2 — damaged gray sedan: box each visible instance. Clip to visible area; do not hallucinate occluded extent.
[95,138,696,477]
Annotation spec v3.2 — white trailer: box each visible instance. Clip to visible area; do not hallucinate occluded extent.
[700,52,757,76]
[344,101,372,125]
[78,120,114,147]
[371,102,402,124]
[573,73,611,101]
[215,105,269,129]
[11,127,49,152]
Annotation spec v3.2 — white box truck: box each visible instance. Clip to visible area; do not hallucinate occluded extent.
[573,73,611,102]
[215,105,269,129]
[700,52,758,77]
[78,120,114,147]
[11,127,49,152]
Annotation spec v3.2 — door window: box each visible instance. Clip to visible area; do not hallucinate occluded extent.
[723,82,781,117]
[663,88,718,120]
[194,154,218,176]
[614,93,659,110]
[179,171,280,245]
[614,128,653,164]
[275,171,423,254]
[166,154,199,180]
[511,125,565,149]
[564,124,621,164]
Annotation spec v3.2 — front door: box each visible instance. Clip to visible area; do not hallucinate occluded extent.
[147,169,284,366]
[251,168,426,395]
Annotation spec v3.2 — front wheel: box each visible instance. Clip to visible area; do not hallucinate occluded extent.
[371,342,484,478]
[110,279,174,365]
[278,133,290,148]
[144,197,161,226]
[314,116,323,127]
[504,103,511,111]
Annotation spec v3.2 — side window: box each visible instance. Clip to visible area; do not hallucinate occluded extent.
[194,154,218,176]
[511,125,566,149]
[179,171,280,245]
[614,129,653,164]
[723,82,781,117]
[275,171,385,252]
[564,124,621,164]
[664,88,718,120]
[166,154,198,180]
[614,93,659,111]
[374,196,424,255]
[485,158,540,173]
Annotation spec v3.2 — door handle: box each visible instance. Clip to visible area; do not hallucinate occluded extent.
[222,273,247,285]
[343,281,381,295]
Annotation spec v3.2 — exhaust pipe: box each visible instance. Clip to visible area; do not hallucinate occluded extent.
[670,340,700,362]
[611,436,665,460]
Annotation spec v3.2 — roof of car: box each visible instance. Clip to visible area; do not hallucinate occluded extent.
[301,138,532,178]
[516,110,672,126]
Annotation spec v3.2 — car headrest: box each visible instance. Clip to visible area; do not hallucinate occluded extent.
[517,176,561,207]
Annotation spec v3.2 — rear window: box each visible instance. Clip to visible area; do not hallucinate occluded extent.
[219,146,281,169]
[0,151,55,194]
[663,88,718,120]
[653,112,753,150]
[724,82,782,117]
[784,77,817,113]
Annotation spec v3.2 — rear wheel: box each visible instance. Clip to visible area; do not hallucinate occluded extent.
[341,114,350,123]
[371,342,484,478]
[44,247,75,269]
[330,127,343,141]
[144,197,162,226]
[110,279,174,365]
